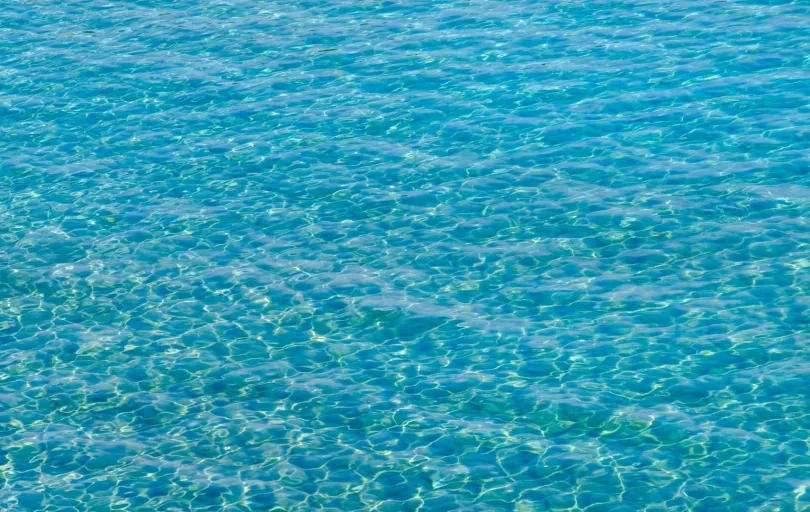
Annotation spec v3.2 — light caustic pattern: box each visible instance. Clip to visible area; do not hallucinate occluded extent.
[2,0,810,510]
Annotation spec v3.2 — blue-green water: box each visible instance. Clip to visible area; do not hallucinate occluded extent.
[3,0,810,510]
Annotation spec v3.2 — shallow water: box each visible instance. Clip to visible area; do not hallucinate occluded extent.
[2,0,810,510]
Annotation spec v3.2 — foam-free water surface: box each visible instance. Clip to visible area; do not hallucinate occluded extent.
[3,0,810,510]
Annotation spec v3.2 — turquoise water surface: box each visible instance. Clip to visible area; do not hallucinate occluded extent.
[3,0,810,510]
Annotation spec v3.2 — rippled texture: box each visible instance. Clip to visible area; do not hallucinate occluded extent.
[3,0,810,510]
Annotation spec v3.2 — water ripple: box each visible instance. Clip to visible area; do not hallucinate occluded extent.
[2,0,810,510]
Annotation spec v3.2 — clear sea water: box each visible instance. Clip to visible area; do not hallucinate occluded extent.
[2,0,810,510]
